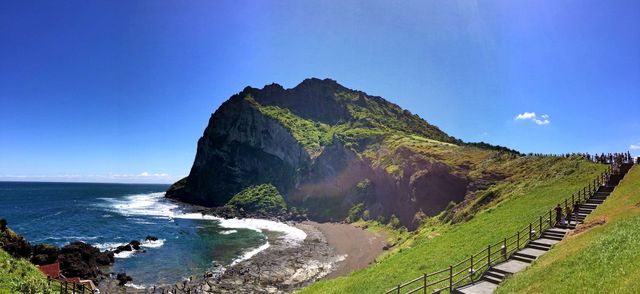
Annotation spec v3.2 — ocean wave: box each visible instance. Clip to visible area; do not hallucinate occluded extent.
[141,239,164,248]
[175,213,307,244]
[229,241,271,266]
[96,191,307,264]
[33,236,99,243]
[96,192,177,219]
[93,242,129,251]
[94,238,165,258]
[125,282,146,289]
[114,250,136,259]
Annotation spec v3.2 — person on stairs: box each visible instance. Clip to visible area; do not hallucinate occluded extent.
[573,202,580,224]
[555,204,563,227]
[566,205,573,227]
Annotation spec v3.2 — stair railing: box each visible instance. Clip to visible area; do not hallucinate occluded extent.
[384,166,618,294]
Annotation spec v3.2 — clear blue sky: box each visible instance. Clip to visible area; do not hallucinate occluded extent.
[1,1,639,183]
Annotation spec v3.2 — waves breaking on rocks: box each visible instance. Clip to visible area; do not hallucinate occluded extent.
[95,192,307,264]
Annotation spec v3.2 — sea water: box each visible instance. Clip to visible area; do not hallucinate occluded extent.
[0,182,305,286]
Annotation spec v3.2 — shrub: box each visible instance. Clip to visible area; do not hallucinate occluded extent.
[226,184,287,214]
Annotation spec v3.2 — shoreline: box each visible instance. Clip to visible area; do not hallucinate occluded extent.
[101,217,388,293]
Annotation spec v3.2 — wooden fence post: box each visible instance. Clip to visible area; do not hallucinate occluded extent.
[396,284,400,294]
[487,245,491,266]
[539,216,543,233]
[470,255,474,281]
[503,238,507,260]
[517,231,520,250]
[549,210,552,227]
[529,223,533,241]
[449,265,453,292]
[423,273,427,294]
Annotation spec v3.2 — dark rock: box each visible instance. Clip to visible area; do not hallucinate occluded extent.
[116,272,133,286]
[59,241,114,280]
[31,243,59,265]
[129,240,141,250]
[114,244,133,253]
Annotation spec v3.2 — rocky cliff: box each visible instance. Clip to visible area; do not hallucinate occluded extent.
[167,78,518,229]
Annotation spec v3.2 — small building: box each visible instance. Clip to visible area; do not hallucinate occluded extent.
[36,262,61,279]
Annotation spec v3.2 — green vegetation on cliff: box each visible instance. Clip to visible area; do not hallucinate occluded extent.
[300,158,606,294]
[0,248,57,294]
[225,184,287,214]
[496,166,640,293]
[170,78,587,231]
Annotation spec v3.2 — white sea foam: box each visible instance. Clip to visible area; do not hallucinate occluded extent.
[94,242,129,251]
[125,282,146,289]
[97,192,307,264]
[219,230,237,235]
[114,250,136,259]
[94,239,165,258]
[175,213,307,244]
[141,239,165,248]
[229,241,271,266]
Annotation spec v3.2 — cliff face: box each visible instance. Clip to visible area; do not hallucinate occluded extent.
[167,78,514,229]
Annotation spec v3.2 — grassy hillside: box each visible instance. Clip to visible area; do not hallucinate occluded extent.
[496,165,640,293]
[299,157,606,294]
[0,248,58,294]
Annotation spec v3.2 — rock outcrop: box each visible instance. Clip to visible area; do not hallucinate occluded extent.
[167,78,515,229]
[59,241,114,280]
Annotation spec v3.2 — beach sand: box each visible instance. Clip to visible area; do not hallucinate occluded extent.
[105,220,389,293]
[305,221,388,279]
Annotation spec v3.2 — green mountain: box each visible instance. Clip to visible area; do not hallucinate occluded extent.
[167,78,525,228]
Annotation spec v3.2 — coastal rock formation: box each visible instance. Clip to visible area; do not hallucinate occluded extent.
[59,241,114,280]
[167,78,519,229]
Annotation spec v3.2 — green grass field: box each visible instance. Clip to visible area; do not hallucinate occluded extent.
[496,165,640,294]
[0,248,60,294]
[299,158,606,294]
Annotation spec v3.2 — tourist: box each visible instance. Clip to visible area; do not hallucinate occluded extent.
[566,206,572,226]
[555,204,563,227]
[573,202,580,224]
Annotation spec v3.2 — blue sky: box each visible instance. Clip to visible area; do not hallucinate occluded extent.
[1,0,639,183]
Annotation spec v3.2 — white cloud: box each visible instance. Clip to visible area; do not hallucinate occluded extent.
[514,112,551,125]
[631,143,640,150]
[0,172,175,183]
[515,112,536,120]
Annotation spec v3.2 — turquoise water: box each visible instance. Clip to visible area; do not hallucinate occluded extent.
[0,182,267,286]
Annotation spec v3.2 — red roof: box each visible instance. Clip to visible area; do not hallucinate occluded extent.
[37,262,60,279]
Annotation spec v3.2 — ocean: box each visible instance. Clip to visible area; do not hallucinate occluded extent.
[0,181,305,286]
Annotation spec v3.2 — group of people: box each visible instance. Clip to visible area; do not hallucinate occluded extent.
[526,151,638,165]
[591,152,634,165]
[555,202,581,228]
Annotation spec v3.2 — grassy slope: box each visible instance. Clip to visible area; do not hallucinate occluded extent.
[0,248,58,294]
[496,165,640,294]
[299,158,606,294]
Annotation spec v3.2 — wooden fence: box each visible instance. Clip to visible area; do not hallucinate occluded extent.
[384,166,616,294]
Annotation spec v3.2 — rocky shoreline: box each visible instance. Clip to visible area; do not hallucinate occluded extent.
[94,198,389,293]
[100,222,345,293]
